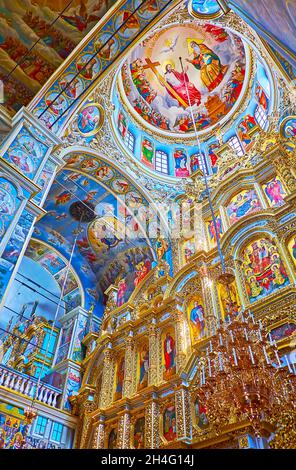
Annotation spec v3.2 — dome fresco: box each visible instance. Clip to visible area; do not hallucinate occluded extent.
[119,22,247,137]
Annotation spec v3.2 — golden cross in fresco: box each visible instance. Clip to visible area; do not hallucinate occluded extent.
[143,58,188,108]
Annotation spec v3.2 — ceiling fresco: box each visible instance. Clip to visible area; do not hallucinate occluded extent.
[119,22,247,136]
[30,154,171,316]
[0,0,115,113]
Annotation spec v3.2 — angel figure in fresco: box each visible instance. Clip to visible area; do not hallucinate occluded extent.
[186,40,229,92]
[61,0,102,32]
[163,62,201,107]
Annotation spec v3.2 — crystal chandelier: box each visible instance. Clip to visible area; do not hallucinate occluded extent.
[197,313,296,436]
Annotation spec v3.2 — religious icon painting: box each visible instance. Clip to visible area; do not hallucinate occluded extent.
[287,234,296,268]
[64,154,84,167]
[217,278,241,322]
[115,10,140,39]
[280,115,296,138]
[112,178,130,194]
[114,356,125,401]
[174,149,190,177]
[163,406,177,442]
[80,157,100,171]
[194,398,209,429]
[242,237,290,303]
[141,137,154,169]
[76,53,101,80]
[45,91,68,116]
[125,191,143,206]
[137,343,149,390]
[117,110,127,139]
[77,103,104,137]
[182,236,196,265]
[226,189,262,224]
[94,33,119,60]
[162,329,176,380]
[59,73,84,99]
[262,176,287,207]
[207,142,219,173]
[269,322,296,342]
[187,296,206,342]
[134,0,158,19]
[133,417,145,449]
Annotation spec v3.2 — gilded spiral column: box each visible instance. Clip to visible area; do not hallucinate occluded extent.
[175,386,191,441]
[145,397,160,449]
[99,348,115,408]
[117,410,131,449]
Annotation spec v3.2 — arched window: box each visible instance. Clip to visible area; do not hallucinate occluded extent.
[125,130,135,153]
[228,136,244,157]
[254,105,268,130]
[155,150,169,174]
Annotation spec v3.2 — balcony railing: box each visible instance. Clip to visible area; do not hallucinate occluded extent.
[0,364,62,408]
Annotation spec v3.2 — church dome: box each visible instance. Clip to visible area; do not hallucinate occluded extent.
[118,22,248,138]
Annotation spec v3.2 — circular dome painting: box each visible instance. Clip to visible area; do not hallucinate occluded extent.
[119,23,247,135]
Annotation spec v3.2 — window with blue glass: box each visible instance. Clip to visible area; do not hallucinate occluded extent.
[35,416,47,436]
[51,422,63,442]
[125,130,135,153]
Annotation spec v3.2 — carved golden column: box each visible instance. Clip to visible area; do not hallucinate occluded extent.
[117,409,132,449]
[92,416,105,449]
[123,332,136,397]
[267,145,296,192]
[99,347,115,408]
[173,312,187,373]
[148,320,161,386]
[145,396,160,449]
[200,267,218,334]
[175,385,192,441]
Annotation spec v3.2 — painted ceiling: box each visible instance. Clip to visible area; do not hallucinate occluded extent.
[30,153,171,316]
[0,0,115,113]
[120,22,247,136]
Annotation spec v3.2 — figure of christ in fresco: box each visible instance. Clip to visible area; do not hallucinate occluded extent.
[138,346,149,389]
[186,40,229,92]
[189,301,205,340]
[163,62,201,108]
[163,332,176,373]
